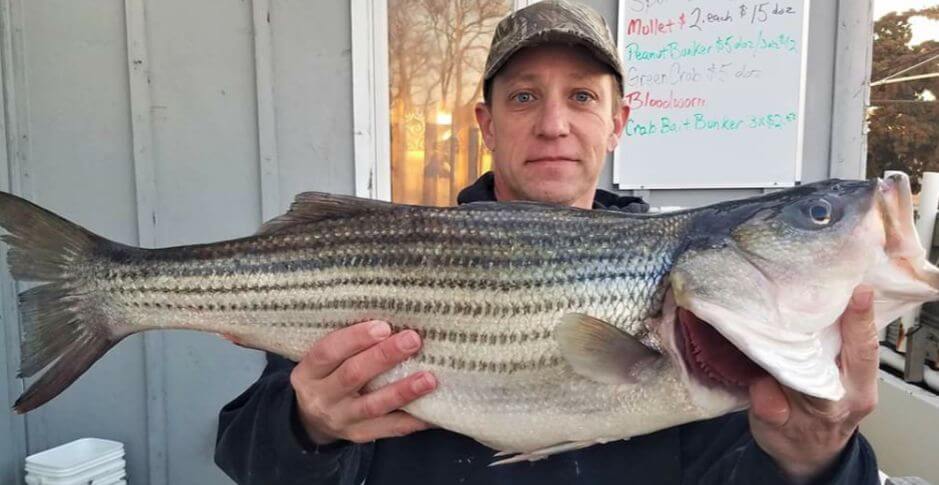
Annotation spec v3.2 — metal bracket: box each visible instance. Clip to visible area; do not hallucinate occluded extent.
[903,324,939,383]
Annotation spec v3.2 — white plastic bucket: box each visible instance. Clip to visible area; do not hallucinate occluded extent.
[24,438,125,485]
[25,461,125,485]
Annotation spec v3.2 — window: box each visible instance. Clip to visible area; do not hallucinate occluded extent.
[352,0,532,203]
[388,0,513,206]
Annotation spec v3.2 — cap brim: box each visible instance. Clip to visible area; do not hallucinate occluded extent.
[484,29,623,87]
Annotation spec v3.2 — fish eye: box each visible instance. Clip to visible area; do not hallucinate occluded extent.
[808,200,832,225]
[780,197,842,231]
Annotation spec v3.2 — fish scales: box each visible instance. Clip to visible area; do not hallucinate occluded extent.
[10,178,929,459]
[91,206,691,377]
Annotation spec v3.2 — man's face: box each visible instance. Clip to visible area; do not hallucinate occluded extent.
[475,44,629,209]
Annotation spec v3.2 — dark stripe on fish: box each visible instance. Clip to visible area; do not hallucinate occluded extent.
[103,269,661,294]
[416,352,564,374]
[100,245,646,281]
[121,294,604,317]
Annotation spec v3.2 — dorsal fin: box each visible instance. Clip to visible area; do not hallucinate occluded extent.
[256,192,397,235]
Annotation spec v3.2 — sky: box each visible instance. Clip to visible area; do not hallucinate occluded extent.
[875,0,939,45]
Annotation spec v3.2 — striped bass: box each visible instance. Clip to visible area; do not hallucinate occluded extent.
[2,172,937,462]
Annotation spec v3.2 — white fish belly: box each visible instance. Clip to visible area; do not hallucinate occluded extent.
[373,359,734,453]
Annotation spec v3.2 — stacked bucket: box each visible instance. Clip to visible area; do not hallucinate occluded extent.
[24,438,126,485]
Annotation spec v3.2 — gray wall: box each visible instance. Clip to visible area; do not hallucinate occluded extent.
[0,1,353,484]
[0,1,861,484]
[861,373,939,484]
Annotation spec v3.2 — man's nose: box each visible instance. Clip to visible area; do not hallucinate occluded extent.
[535,97,570,138]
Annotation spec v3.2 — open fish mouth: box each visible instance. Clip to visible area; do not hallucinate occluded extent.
[674,307,768,395]
[864,174,939,325]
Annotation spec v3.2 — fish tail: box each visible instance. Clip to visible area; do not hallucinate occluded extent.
[0,192,121,413]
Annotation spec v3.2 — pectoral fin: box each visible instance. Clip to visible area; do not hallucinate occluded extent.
[555,313,660,384]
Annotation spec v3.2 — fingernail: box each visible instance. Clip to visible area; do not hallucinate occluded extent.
[399,331,421,352]
[851,286,873,309]
[369,321,391,340]
[411,372,436,393]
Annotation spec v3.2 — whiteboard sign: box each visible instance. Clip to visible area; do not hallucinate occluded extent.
[613,0,810,189]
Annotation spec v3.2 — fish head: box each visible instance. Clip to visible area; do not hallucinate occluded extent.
[663,173,939,403]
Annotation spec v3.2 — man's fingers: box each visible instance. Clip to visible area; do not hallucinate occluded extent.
[343,411,434,443]
[840,285,875,346]
[298,321,393,380]
[749,375,790,427]
[327,330,423,395]
[346,371,437,422]
[839,285,879,394]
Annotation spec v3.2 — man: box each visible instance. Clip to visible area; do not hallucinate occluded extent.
[215,2,880,483]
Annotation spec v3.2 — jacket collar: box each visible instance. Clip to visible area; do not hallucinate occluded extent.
[456,171,649,213]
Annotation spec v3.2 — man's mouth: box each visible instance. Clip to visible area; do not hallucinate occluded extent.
[526,156,579,163]
[674,307,768,392]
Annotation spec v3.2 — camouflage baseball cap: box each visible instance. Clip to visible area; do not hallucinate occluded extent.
[484,0,624,95]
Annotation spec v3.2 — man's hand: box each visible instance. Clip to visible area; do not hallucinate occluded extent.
[289,320,437,445]
[748,285,879,484]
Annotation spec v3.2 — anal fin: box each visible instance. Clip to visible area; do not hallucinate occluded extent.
[489,439,615,466]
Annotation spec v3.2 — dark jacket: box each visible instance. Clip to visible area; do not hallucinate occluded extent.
[215,172,879,485]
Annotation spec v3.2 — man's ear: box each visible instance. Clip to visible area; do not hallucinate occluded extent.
[475,102,496,151]
[607,103,630,152]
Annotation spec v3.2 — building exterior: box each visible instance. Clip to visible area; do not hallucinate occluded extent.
[0,1,875,483]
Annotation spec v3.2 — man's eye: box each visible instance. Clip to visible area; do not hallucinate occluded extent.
[513,92,534,103]
[573,91,595,103]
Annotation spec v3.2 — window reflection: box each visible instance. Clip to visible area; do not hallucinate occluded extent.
[389,0,509,206]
